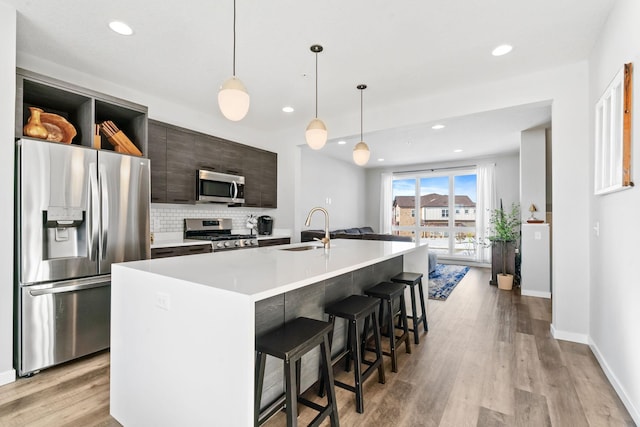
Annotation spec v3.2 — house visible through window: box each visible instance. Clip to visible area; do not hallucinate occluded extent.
[390,169,477,259]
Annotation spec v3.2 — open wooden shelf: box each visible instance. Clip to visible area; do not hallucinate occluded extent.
[16,68,148,155]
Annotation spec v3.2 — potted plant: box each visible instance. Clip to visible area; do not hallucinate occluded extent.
[488,201,521,290]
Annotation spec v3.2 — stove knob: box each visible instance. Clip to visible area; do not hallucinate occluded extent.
[216,242,225,249]
[234,241,240,247]
[224,241,232,248]
[244,240,251,246]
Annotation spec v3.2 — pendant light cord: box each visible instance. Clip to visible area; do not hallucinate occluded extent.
[360,89,363,141]
[315,52,318,118]
[232,0,237,76]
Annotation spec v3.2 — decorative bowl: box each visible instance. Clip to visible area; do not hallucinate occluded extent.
[40,112,77,144]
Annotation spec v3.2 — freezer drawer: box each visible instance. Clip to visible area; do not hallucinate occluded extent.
[19,277,111,376]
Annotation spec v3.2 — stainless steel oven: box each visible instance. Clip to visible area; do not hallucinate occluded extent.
[196,170,245,204]
[184,218,257,251]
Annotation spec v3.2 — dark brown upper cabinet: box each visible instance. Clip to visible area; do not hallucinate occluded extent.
[147,120,277,207]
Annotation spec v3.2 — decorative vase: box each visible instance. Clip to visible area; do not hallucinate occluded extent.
[497,273,514,290]
[23,107,49,140]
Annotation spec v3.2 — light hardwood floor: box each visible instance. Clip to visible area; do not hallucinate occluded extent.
[0,267,634,426]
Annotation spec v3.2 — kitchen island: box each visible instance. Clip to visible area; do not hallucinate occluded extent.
[110,239,429,426]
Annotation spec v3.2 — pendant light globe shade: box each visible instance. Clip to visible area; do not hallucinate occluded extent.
[305,118,327,150]
[218,76,250,121]
[353,141,370,166]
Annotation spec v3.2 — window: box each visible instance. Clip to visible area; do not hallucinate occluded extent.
[390,170,477,259]
[595,63,632,195]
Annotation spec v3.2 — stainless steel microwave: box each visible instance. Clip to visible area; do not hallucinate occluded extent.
[196,170,245,204]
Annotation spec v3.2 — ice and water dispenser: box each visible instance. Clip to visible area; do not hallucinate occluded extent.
[43,206,87,259]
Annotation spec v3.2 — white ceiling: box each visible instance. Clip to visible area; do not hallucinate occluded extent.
[6,0,614,166]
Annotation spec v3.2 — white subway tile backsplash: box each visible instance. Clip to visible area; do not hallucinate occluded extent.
[150,204,267,233]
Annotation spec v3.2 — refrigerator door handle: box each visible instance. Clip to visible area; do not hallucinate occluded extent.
[99,165,109,259]
[88,163,100,261]
[28,279,110,296]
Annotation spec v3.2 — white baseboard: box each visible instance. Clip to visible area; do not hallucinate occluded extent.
[549,323,589,344]
[521,289,551,299]
[0,368,16,386]
[589,339,640,425]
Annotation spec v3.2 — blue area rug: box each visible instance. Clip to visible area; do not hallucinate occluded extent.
[428,264,470,300]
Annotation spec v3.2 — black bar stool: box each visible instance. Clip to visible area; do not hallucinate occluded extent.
[255,317,339,427]
[318,295,385,413]
[365,282,412,373]
[391,272,428,344]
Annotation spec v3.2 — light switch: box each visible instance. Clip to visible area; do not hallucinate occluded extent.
[534,231,541,240]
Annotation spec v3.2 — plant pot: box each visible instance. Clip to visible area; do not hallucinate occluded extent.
[497,273,514,290]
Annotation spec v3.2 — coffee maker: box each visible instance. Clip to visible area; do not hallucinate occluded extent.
[257,216,273,235]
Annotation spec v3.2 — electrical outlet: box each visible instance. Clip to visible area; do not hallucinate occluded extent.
[534,231,541,240]
[156,292,171,311]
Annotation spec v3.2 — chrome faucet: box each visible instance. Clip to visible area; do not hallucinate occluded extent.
[304,207,330,249]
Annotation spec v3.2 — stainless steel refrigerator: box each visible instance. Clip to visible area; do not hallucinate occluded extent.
[15,138,150,376]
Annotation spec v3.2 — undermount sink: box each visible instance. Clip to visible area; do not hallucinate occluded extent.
[279,245,321,251]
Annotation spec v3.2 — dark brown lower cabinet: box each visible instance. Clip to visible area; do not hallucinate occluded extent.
[151,244,212,259]
[258,238,291,247]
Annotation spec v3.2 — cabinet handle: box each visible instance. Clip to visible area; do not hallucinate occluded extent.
[187,247,206,252]
[170,198,190,202]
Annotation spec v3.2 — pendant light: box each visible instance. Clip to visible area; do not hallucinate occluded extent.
[218,0,250,121]
[353,84,370,166]
[305,45,327,150]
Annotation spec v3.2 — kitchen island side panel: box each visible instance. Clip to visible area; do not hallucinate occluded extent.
[110,265,255,427]
[256,256,404,407]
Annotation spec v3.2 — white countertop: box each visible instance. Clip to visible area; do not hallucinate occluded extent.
[118,239,424,301]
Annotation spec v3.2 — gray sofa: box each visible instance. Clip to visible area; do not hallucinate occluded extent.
[301,227,413,243]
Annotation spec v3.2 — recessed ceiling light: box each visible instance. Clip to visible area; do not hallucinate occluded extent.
[377,158,385,162]
[282,106,294,113]
[337,140,347,145]
[492,44,513,56]
[432,124,445,130]
[454,149,463,153]
[109,21,134,36]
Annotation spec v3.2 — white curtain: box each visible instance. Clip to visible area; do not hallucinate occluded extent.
[475,163,496,263]
[380,172,392,233]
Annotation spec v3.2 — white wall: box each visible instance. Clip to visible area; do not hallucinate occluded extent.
[0,1,16,386]
[300,147,367,231]
[588,0,640,422]
[364,152,520,231]
[520,127,547,222]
